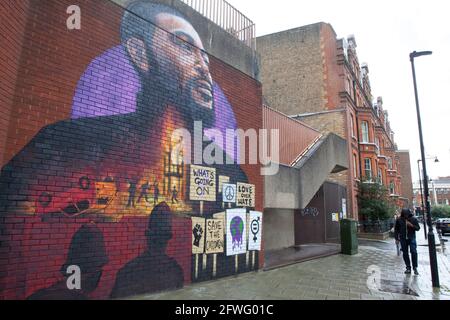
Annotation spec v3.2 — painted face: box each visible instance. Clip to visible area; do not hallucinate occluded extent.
[152,13,213,111]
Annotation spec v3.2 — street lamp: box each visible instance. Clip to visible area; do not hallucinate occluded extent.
[410,50,440,288]
[417,156,439,239]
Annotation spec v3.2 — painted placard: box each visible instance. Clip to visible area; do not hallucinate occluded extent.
[189,165,216,202]
[248,211,263,251]
[226,209,247,256]
[191,217,206,254]
[236,183,255,208]
[218,176,230,193]
[222,183,236,203]
[213,212,226,234]
[205,219,224,254]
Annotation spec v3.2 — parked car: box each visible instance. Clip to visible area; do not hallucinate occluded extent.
[436,218,450,235]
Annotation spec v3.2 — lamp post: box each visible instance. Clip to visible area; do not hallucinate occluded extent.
[410,50,439,288]
[417,156,439,239]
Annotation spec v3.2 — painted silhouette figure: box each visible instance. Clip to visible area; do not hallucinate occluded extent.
[171,186,179,204]
[110,202,184,298]
[153,181,160,205]
[127,181,137,208]
[137,181,151,204]
[27,224,108,300]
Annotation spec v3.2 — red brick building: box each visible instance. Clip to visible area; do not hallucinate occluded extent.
[414,176,450,207]
[257,24,408,218]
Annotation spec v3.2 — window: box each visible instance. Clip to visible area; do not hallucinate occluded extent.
[375,137,380,154]
[388,158,393,170]
[350,116,355,137]
[390,182,395,195]
[378,169,383,185]
[353,154,358,178]
[364,158,372,180]
[361,121,369,143]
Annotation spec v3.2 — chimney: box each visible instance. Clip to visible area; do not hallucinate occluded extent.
[377,96,383,108]
[347,34,357,48]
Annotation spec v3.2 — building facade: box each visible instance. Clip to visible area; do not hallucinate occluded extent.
[257,23,407,219]
[414,177,450,207]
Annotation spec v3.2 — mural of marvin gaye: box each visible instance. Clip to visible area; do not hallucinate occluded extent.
[0,1,262,299]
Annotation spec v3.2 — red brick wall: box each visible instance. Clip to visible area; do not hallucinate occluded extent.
[0,0,30,165]
[321,23,343,111]
[0,0,263,299]
[397,151,413,206]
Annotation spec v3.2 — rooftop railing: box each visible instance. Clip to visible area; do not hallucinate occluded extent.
[180,0,256,50]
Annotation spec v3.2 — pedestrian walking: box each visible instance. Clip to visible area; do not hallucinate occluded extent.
[394,208,421,275]
[171,185,179,204]
[127,180,137,208]
[137,181,151,204]
[153,181,160,205]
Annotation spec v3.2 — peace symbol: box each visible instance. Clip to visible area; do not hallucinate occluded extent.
[225,185,235,201]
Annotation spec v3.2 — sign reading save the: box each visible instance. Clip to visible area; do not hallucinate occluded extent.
[190,165,216,202]
[236,183,255,208]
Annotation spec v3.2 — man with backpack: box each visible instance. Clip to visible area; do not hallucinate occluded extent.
[395,208,421,275]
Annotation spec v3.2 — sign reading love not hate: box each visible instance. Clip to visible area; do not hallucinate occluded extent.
[236,183,255,208]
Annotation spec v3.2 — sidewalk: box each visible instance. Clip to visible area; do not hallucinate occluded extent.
[130,233,450,300]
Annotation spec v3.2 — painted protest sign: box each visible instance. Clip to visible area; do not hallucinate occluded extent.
[222,183,236,203]
[236,183,255,207]
[205,219,224,254]
[226,209,247,256]
[218,176,230,193]
[191,217,206,254]
[189,165,216,201]
[248,211,262,251]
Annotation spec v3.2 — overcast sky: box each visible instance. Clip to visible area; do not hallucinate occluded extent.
[227,0,450,183]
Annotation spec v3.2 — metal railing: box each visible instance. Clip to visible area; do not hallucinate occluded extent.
[180,0,256,50]
[358,219,395,234]
[263,104,322,167]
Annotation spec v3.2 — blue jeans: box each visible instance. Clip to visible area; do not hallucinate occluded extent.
[400,238,418,269]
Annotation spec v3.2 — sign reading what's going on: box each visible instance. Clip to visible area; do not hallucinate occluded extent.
[189,165,216,202]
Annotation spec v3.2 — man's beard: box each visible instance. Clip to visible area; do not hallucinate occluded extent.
[135,59,215,130]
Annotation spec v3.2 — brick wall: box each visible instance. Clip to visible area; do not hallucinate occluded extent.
[295,110,346,139]
[257,23,325,115]
[397,151,413,206]
[321,23,343,111]
[0,0,263,299]
[0,0,30,165]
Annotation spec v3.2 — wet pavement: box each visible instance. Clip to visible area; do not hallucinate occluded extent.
[264,243,340,270]
[129,231,450,300]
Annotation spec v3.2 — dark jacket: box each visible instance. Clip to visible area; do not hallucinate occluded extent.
[394,216,420,241]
